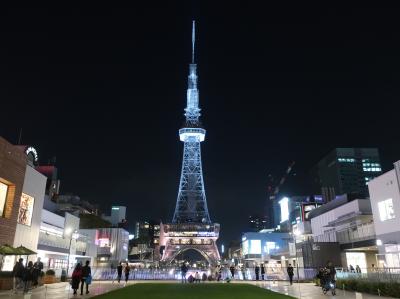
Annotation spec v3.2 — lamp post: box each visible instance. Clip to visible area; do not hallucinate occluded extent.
[66,229,79,276]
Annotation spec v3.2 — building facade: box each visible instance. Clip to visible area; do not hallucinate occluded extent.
[309,195,377,271]
[368,161,400,268]
[311,148,382,201]
[0,137,27,247]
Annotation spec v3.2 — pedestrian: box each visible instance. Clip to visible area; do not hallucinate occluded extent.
[356,265,361,273]
[81,260,91,295]
[180,263,188,283]
[23,261,34,293]
[349,264,355,272]
[287,263,294,285]
[260,263,265,280]
[254,264,260,281]
[326,261,336,286]
[33,257,43,287]
[217,265,222,281]
[229,265,235,278]
[195,271,201,283]
[124,262,130,284]
[71,263,82,295]
[117,262,123,283]
[13,258,24,292]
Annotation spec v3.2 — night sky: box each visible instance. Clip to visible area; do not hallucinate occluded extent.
[1,4,400,245]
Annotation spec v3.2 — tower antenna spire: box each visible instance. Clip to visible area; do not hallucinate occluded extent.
[192,20,195,63]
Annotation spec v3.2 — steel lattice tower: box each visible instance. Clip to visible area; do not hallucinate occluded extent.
[172,21,211,224]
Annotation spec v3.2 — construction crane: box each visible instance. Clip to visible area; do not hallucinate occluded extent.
[267,161,295,201]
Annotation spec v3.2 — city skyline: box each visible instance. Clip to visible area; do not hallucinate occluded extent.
[2,4,400,244]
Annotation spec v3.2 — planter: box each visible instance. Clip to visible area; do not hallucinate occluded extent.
[43,275,56,284]
[0,277,13,290]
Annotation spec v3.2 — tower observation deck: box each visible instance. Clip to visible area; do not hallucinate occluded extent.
[160,21,220,265]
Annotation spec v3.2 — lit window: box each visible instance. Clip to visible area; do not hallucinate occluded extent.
[378,199,396,221]
[250,240,261,254]
[0,182,8,217]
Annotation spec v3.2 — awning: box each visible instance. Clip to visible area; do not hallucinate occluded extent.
[15,245,36,256]
[0,244,20,255]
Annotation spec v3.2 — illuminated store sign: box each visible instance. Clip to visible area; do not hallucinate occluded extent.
[18,193,35,226]
[279,197,289,223]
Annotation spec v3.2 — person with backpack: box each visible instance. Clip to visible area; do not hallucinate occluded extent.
[13,258,25,292]
[81,260,91,295]
[71,263,82,295]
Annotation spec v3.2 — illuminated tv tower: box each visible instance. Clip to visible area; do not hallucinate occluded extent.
[172,20,211,224]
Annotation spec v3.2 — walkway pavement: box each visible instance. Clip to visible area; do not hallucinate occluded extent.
[0,281,129,299]
[245,281,395,299]
[0,280,395,299]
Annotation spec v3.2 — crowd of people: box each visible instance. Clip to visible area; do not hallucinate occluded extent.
[12,257,44,293]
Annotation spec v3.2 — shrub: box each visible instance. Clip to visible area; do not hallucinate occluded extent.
[45,269,55,276]
[337,279,400,298]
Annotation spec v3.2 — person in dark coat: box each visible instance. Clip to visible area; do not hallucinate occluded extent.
[124,262,131,284]
[229,265,235,278]
[23,261,34,293]
[254,264,260,281]
[81,260,91,295]
[33,257,44,287]
[260,264,266,280]
[180,263,188,283]
[13,258,25,291]
[287,264,294,285]
[117,262,123,283]
[71,263,82,295]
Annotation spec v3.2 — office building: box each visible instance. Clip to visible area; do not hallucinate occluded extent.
[248,215,269,232]
[311,148,382,201]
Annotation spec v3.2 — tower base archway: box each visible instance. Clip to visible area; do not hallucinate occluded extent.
[160,223,220,266]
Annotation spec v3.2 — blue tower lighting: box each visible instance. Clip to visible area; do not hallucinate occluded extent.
[173,20,210,224]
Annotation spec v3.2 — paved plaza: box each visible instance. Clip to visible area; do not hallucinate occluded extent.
[0,281,395,299]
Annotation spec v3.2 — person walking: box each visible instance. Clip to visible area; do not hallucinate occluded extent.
[287,263,294,285]
[356,265,361,273]
[180,263,188,283]
[349,264,355,272]
[254,264,260,281]
[116,262,123,283]
[23,261,34,293]
[124,262,130,284]
[13,258,24,292]
[260,264,265,280]
[32,257,43,287]
[229,265,235,278]
[81,260,91,295]
[71,263,82,295]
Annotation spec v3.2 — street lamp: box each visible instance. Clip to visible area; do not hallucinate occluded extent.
[66,229,79,276]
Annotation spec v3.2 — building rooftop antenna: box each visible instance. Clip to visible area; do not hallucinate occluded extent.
[192,20,195,63]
